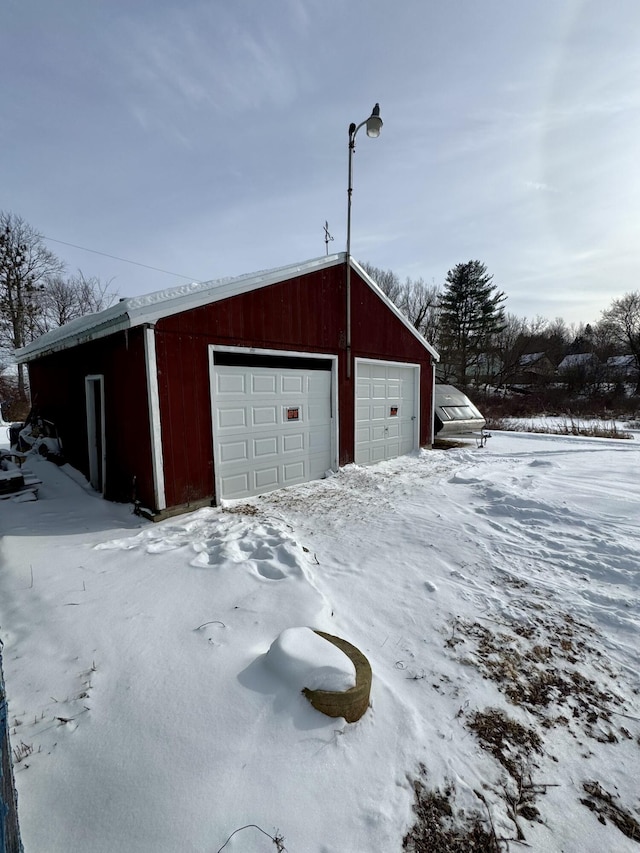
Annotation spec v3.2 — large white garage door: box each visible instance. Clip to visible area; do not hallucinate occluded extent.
[355,361,418,464]
[212,361,333,501]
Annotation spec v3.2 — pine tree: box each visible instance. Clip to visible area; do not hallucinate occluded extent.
[438,260,506,386]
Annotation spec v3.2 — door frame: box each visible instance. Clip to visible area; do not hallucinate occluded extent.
[85,374,106,494]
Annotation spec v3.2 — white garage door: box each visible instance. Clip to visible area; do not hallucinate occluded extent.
[355,361,418,464]
[212,361,333,500]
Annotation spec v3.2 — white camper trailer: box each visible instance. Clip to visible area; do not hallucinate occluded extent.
[434,384,486,438]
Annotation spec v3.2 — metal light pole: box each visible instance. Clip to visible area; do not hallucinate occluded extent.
[345,103,382,378]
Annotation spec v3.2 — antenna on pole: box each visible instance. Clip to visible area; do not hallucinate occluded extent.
[323,220,334,255]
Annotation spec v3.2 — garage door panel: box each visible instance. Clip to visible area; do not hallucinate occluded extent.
[255,466,279,489]
[218,407,247,429]
[309,431,330,451]
[307,402,329,422]
[252,374,276,394]
[283,461,305,483]
[221,472,250,497]
[283,433,304,453]
[217,373,245,394]
[252,406,278,426]
[355,362,418,466]
[282,375,304,393]
[254,436,278,458]
[213,361,332,500]
[400,421,414,438]
[219,440,249,463]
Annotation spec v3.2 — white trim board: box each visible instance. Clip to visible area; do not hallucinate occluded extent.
[144,326,166,511]
[85,374,106,494]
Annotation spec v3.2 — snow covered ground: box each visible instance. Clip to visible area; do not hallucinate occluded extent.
[1,427,639,852]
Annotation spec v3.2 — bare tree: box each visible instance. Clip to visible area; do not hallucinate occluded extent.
[486,313,529,389]
[0,211,65,398]
[398,277,440,342]
[600,292,640,392]
[360,262,403,304]
[361,262,440,344]
[37,271,117,334]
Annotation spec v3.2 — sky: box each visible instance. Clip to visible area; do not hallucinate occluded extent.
[1,426,640,851]
[3,0,640,326]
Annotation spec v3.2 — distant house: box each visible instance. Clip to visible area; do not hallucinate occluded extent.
[512,352,555,386]
[605,355,639,384]
[557,353,600,389]
[16,254,438,518]
[464,352,502,387]
[557,353,600,374]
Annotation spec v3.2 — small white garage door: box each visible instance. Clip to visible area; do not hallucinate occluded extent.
[212,361,333,500]
[355,361,418,464]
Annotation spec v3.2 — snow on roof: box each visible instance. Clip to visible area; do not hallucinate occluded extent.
[557,352,599,371]
[606,354,636,368]
[518,352,547,366]
[16,255,340,362]
[16,254,438,363]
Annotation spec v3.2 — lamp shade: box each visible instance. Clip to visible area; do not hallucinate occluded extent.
[366,103,383,138]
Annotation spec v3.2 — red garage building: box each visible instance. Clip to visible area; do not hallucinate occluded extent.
[16,254,438,518]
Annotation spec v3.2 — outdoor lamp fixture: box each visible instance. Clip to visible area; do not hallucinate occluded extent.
[346,103,383,378]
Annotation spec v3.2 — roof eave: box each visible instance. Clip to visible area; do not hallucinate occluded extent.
[15,315,132,364]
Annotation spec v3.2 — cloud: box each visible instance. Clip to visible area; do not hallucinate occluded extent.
[524,180,559,193]
[115,4,303,124]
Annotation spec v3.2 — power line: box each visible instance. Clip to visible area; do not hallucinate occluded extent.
[42,235,199,281]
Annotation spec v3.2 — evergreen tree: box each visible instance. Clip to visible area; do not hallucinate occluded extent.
[438,260,506,386]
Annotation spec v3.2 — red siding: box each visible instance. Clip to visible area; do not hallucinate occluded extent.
[26,328,155,507]
[26,260,434,514]
[154,262,433,507]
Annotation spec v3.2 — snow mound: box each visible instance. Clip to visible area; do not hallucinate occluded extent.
[264,627,356,692]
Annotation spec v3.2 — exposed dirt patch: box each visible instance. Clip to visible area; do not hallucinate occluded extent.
[223,503,261,517]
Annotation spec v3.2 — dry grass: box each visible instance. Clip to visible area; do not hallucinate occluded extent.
[403,768,502,853]
[580,781,640,842]
[451,616,627,742]
[467,709,542,779]
[406,597,640,850]
[485,415,632,439]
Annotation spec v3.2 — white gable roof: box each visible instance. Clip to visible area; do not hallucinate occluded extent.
[557,352,599,371]
[518,352,548,367]
[606,355,636,368]
[16,253,438,363]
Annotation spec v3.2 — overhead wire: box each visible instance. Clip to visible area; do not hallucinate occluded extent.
[42,235,199,281]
